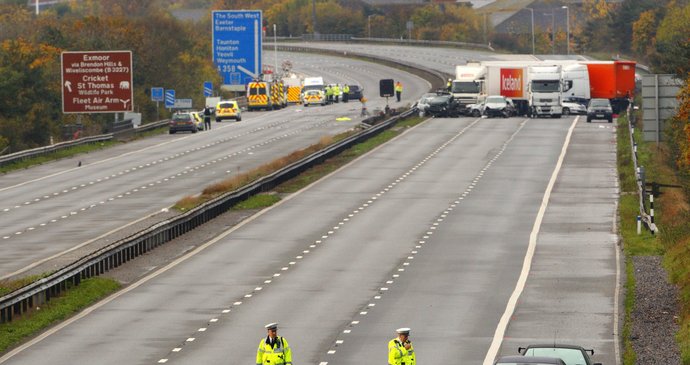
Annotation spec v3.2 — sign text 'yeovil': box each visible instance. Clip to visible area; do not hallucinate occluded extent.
[61,51,133,113]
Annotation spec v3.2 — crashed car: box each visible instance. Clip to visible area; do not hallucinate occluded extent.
[467,95,516,118]
[561,100,587,115]
[425,93,462,117]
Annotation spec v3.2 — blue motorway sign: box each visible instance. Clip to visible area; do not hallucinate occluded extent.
[165,89,175,108]
[212,10,262,89]
[203,81,213,97]
[151,87,164,102]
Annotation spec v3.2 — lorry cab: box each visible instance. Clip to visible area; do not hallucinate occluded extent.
[528,65,563,118]
[561,64,591,105]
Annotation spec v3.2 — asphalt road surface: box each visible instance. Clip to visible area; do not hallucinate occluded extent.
[0,113,619,365]
[0,51,429,280]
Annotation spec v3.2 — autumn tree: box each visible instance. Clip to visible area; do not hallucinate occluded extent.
[0,38,61,151]
[632,9,658,60]
[654,2,690,76]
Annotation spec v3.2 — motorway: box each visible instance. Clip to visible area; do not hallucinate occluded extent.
[0,52,429,280]
[0,45,619,365]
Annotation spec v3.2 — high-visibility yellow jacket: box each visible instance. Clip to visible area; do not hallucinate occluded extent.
[257,336,292,365]
[395,83,403,92]
[388,338,415,365]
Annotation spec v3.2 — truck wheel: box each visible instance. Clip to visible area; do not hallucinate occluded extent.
[563,108,570,115]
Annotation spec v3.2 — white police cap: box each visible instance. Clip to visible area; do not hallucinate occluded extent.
[265,322,278,330]
[396,327,411,334]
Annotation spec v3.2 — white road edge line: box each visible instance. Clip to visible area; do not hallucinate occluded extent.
[482,117,578,365]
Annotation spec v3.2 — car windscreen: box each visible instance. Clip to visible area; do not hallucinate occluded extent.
[523,348,586,365]
[302,85,323,92]
[218,103,235,109]
[531,81,560,92]
[173,114,191,121]
[451,81,480,93]
[486,97,506,104]
[590,99,610,107]
[429,96,451,104]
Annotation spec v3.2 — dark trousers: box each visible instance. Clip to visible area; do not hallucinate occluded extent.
[343,93,349,102]
[204,118,211,130]
[396,91,401,102]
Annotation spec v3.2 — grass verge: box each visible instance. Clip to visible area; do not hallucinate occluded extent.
[175,116,425,210]
[616,111,663,365]
[0,141,118,174]
[0,277,120,354]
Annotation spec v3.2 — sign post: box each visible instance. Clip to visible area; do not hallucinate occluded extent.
[212,10,262,91]
[151,87,164,120]
[61,51,133,113]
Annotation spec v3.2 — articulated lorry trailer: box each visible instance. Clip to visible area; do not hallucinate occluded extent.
[482,64,531,116]
[582,60,636,113]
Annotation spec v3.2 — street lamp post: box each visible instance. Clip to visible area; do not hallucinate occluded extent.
[273,24,278,77]
[524,8,535,55]
[544,12,555,54]
[562,6,570,55]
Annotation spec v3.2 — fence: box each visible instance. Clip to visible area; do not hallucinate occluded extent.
[627,104,658,234]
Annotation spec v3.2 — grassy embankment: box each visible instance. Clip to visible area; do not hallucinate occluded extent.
[0,115,425,355]
[616,107,690,364]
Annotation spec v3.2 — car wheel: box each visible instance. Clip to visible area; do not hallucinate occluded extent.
[563,108,570,116]
[216,119,221,122]
[192,129,197,133]
[472,109,480,117]
[237,116,242,122]
[169,130,175,134]
[587,118,592,123]
[608,117,613,123]
[554,114,561,118]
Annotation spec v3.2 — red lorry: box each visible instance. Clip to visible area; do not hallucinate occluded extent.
[583,60,636,113]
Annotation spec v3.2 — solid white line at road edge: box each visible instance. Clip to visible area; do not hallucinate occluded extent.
[482,117,579,365]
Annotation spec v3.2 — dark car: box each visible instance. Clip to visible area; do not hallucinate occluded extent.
[586,98,613,123]
[495,355,566,365]
[169,112,198,134]
[425,93,461,117]
[519,344,601,365]
[348,84,363,100]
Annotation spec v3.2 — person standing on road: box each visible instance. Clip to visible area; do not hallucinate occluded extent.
[257,323,292,365]
[388,328,415,365]
[203,105,212,130]
[395,81,403,102]
[343,84,350,103]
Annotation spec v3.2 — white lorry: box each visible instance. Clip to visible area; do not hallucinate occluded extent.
[452,63,486,108]
[560,63,590,103]
[528,65,563,118]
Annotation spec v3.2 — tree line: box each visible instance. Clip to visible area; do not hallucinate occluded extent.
[0,0,688,157]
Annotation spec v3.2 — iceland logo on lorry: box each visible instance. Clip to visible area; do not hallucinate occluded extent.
[500,68,523,98]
